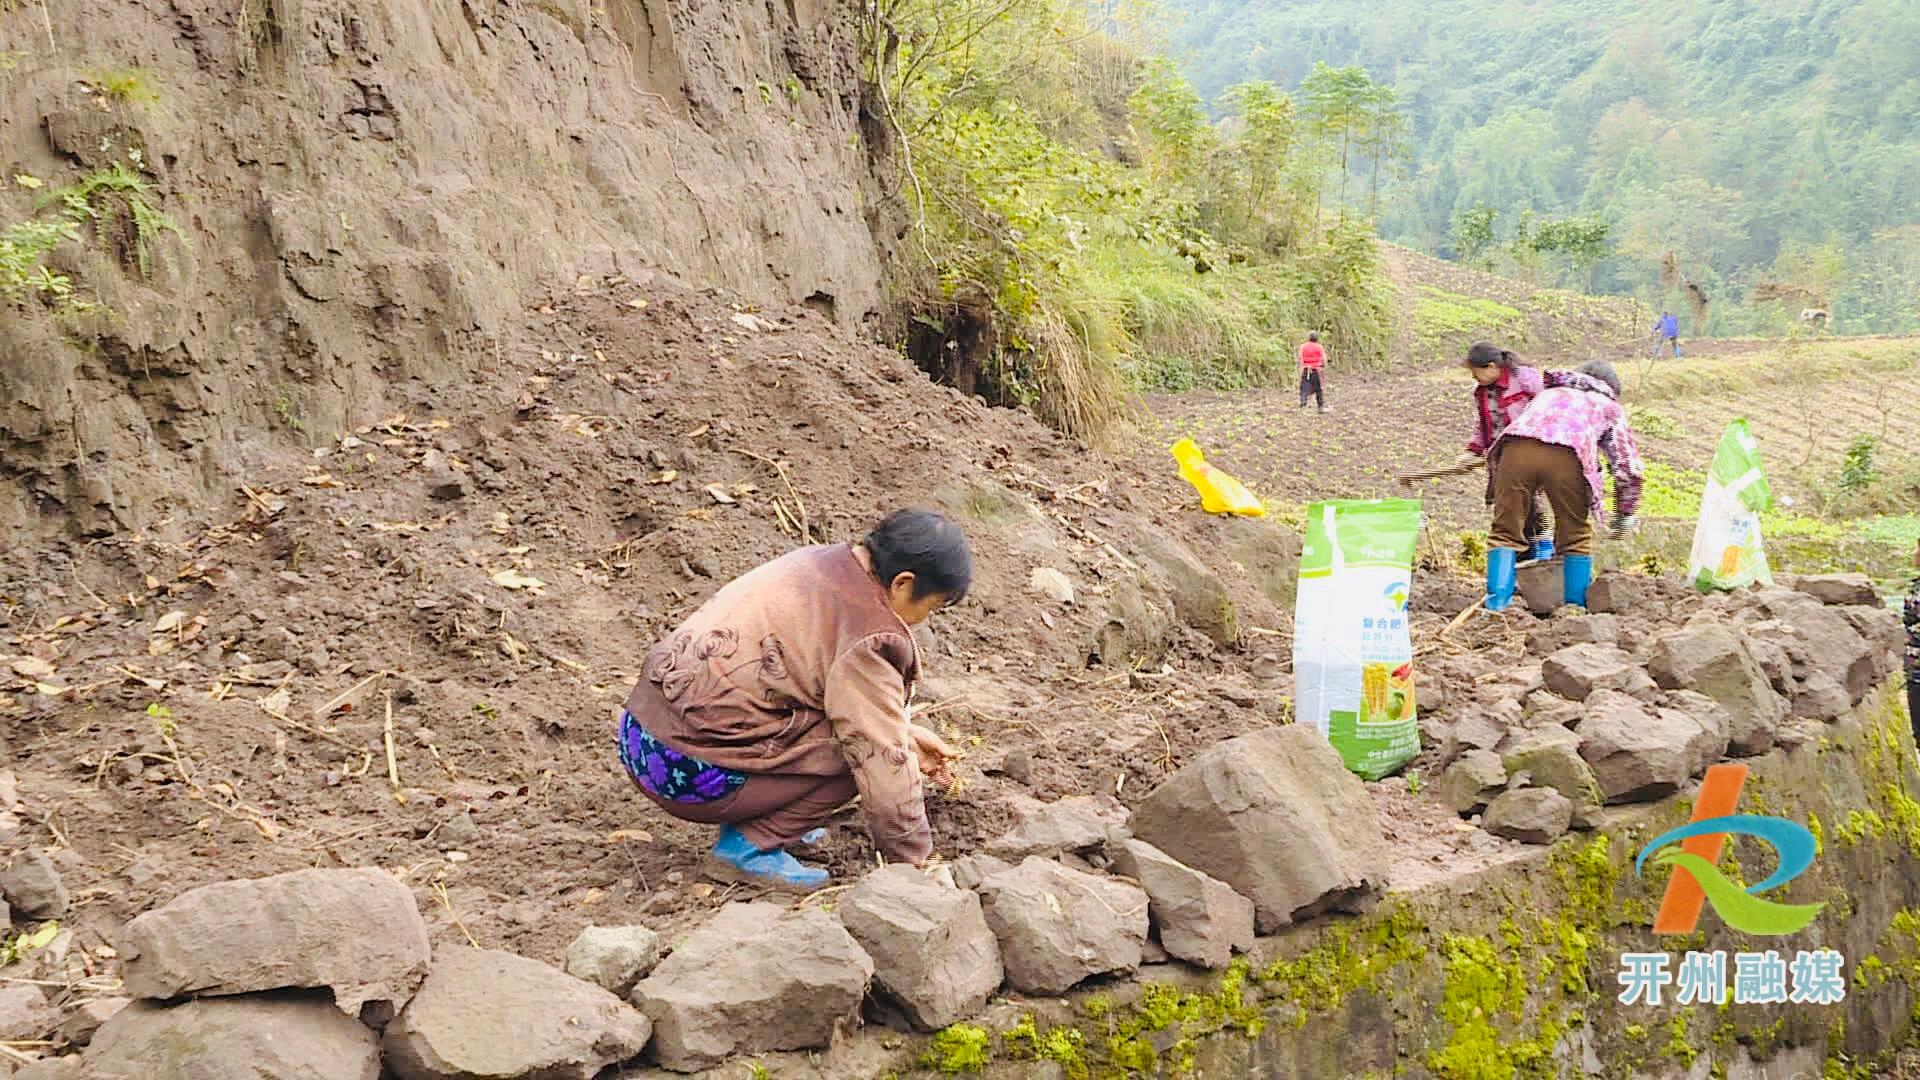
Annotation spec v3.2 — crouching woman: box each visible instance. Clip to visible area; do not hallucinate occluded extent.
[618,509,970,890]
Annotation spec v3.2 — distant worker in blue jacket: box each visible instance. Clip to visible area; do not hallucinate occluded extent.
[1652,311,1682,359]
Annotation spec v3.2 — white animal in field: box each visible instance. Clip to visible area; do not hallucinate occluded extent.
[1799,307,1830,328]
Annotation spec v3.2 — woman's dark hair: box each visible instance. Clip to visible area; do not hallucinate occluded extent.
[1308,331,1319,342]
[1577,360,1622,398]
[1463,341,1517,370]
[865,509,973,603]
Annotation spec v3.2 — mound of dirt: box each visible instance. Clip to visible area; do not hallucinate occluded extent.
[0,278,1316,972]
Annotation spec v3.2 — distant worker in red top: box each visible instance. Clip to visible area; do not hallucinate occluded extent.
[1299,332,1330,413]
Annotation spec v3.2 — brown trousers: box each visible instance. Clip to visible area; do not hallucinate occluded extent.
[634,768,857,852]
[1491,437,1595,555]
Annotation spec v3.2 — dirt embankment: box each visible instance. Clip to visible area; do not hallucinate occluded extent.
[1,0,898,540]
[0,277,1318,971]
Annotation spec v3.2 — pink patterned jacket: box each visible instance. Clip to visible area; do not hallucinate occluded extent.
[1497,373,1644,520]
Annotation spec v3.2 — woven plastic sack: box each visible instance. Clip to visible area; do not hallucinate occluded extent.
[1688,419,1774,592]
[1292,498,1422,779]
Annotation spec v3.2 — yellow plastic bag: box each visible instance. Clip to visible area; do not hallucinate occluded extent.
[1170,438,1266,517]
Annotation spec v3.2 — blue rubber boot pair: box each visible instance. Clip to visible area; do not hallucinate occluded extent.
[1486,547,1518,612]
[705,825,829,891]
[1563,554,1594,609]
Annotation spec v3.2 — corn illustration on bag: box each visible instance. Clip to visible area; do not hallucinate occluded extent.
[1688,419,1774,593]
[1292,498,1422,780]
[1170,438,1266,517]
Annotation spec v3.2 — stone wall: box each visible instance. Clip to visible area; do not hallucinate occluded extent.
[920,683,1920,1080]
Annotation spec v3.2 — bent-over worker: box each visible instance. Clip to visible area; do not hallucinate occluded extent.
[1486,360,1644,611]
[1458,341,1555,562]
[617,509,969,890]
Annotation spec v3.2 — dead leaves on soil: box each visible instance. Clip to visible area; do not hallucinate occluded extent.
[489,569,547,593]
[147,610,207,657]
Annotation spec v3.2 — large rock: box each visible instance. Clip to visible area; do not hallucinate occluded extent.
[565,925,661,997]
[1440,706,1510,767]
[839,865,1003,1031]
[1661,690,1734,775]
[1791,573,1879,607]
[1128,725,1388,933]
[1789,671,1852,722]
[0,984,56,1042]
[1801,608,1884,705]
[951,853,1013,891]
[60,996,129,1048]
[1585,575,1649,615]
[1578,691,1698,803]
[1647,625,1786,754]
[1541,644,1642,701]
[0,850,67,919]
[87,994,381,1080]
[1521,691,1585,730]
[632,902,872,1072]
[117,867,431,1018]
[977,858,1147,994]
[1844,605,1904,688]
[1107,839,1254,970]
[1762,595,1882,704]
[1739,623,1802,691]
[1526,614,1621,657]
[1439,750,1508,815]
[1500,728,1602,829]
[986,796,1128,859]
[384,947,651,1080]
[1484,788,1573,845]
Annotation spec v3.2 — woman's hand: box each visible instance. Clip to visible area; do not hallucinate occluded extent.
[908,723,957,786]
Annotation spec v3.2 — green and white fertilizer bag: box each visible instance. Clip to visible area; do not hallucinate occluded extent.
[1292,498,1422,780]
[1688,419,1774,593]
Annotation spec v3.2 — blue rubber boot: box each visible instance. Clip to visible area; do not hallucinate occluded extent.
[1530,535,1555,562]
[1486,547,1519,613]
[705,825,830,891]
[1563,555,1594,609]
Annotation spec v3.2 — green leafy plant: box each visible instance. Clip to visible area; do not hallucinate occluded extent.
[1839,434,1879,495]
[0,922,60,968]
[0,217,81,302]
[87,67,161,108]
[147,701,177,739]
[42,161,187,278]
[273,396,305,431]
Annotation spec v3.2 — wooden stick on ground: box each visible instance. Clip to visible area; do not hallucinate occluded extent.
[1442,597,1486,638]
[383,691,405,805]
[730,447,811,543]
[312,671,386,721]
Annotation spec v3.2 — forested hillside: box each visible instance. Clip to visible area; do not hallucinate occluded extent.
[1170,0,1920,334]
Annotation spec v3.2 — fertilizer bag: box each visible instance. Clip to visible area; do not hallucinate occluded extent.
[1292,498,1422,780]
[1688,419,1774,593]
